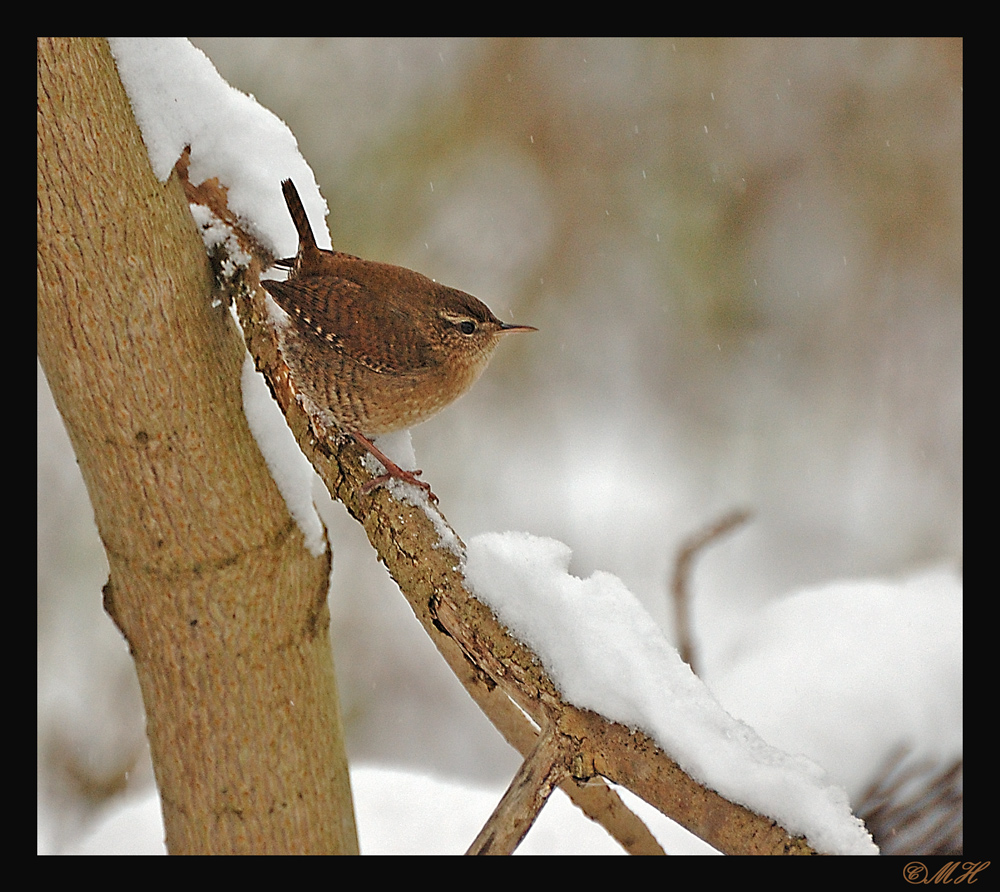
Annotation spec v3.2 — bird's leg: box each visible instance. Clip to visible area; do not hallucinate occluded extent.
[352,432,438,503]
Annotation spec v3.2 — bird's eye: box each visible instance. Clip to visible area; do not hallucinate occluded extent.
[459,320,476,335]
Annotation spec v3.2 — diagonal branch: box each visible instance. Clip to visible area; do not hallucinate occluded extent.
[466,727,569,855]
[183,166,825,855]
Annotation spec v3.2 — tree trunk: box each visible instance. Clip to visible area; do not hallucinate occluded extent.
[37,37,358,855]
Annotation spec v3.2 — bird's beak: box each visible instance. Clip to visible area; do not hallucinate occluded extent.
[499,323,538,334]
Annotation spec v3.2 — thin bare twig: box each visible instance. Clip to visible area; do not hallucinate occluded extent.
[466,727,569,855]
[671,509,752,672]
[855,746,963,855]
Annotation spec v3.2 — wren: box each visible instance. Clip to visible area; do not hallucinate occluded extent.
[261,179,535,498]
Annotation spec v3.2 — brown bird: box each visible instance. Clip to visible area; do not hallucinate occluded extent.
[262,179,535,499]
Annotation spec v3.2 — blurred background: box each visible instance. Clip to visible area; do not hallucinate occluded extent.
[38,38,962,852]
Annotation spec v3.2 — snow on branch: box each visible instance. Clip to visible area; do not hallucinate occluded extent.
[180,164,875,855]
